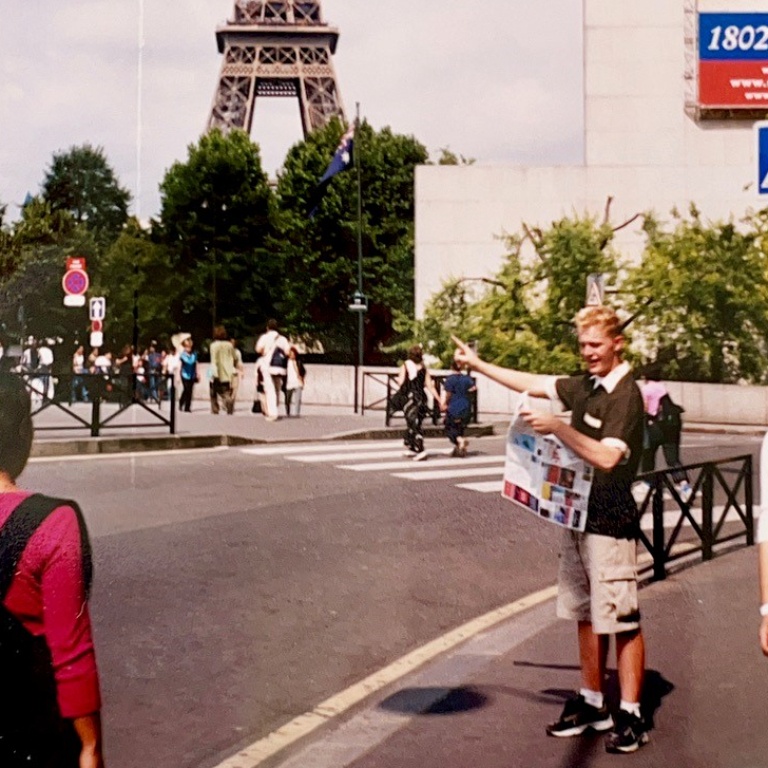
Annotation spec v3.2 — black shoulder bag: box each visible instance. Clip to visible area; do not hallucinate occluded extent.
[0,494,91,767]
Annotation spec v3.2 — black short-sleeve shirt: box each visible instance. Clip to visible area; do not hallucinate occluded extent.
[555,370,644,539]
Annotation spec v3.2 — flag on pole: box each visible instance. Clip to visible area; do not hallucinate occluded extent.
[308,123,355,218]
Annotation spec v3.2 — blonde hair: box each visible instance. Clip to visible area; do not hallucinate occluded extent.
[574,306,621,338]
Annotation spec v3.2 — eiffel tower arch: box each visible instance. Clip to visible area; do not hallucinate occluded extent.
[207,1,346,139]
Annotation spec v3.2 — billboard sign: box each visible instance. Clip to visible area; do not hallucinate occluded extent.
[699,13,768,108]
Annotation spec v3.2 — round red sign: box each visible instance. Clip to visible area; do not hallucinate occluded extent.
[62,269,89,296]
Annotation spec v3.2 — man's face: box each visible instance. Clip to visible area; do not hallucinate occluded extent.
[578,325,622,378]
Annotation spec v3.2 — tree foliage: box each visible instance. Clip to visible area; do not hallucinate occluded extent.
[415,213,624,372]
[41,144,130,247]
[157,129,278,341]
[275,118,428,360]
[624,206,768,383]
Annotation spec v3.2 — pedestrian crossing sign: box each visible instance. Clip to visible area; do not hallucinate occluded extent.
[585,273,605,307]
[756,121,768,196]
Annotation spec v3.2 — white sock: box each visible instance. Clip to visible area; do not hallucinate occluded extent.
[580,688,603,709]
[620,700,642,718]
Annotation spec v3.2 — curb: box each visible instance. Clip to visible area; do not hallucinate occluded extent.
[30,424,497,458]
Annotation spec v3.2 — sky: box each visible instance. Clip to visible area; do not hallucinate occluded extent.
[0,0,584,223]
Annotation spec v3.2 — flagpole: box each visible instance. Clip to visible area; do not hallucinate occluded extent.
[354,103,364,415]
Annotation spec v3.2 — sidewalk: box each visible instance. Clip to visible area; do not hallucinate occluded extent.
[265,543,767,768]
[29,402,496,457]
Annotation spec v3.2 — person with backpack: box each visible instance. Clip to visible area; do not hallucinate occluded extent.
[255,319,290,422]
[638,367,691,501]
[0,373,105,767]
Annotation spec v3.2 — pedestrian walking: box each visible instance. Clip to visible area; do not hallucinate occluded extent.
[637,367,691,501]
[394,345,441,461]
[284,347,306,417]
[71,345,89,403]
[209,326,236,415]
[255,319,291,421]
[178,338,198,413]
[0,373,106,767]
[230,338,245,409]
[442,357,476,457]
[454,305,649,753]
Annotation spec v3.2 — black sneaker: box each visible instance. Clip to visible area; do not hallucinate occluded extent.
[546,695,613,738]
[605,709,649,753]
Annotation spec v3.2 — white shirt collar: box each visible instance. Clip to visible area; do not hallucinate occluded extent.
[591,361,631,394]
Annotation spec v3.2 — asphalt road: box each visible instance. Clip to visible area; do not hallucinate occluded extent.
[22,431,762,768]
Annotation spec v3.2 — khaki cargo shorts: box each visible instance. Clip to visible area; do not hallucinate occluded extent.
[556,529,640,635]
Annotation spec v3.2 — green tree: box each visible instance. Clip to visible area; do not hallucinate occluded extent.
[41,144,130,247]
[0,200,98,345]
[275,118,428,360]
[93,220,178,350]
[415,212,626,372]
[625,206,768,383]
[157,129,277,341]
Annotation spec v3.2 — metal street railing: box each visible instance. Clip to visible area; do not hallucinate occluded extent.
[17,372,176,437]
[635,454,753,581]
[363,371,479,426]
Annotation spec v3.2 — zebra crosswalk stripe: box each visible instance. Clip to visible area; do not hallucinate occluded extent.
[338,456,505,472]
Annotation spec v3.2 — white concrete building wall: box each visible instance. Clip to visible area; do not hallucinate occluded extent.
[414,0,763,318]
[192,364,768,425]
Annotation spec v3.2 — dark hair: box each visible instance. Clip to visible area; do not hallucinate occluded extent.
[451,358,462,372]
[644,364,663,381]
[213,325,228,340]
[407,345,423,364]
[0,375,33,480]
[267,319,279,331]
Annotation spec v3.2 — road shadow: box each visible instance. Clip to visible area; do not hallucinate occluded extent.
[378,685,490,716]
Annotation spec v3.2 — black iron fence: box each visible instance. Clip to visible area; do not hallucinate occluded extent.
[362,370,479,426]
[17,371,176,437]
[635,454,753,581]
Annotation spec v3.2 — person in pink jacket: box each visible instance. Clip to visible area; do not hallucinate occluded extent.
[0,373,104,767]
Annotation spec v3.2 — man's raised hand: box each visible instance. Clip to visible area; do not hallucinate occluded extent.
[451,335,479,369]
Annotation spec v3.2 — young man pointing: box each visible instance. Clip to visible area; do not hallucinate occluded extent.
[454,306,648,753]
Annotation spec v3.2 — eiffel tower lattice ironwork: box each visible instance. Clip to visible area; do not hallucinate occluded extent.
[208,0,346,137]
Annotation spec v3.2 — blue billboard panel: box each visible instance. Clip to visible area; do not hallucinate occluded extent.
[700,13,768,60]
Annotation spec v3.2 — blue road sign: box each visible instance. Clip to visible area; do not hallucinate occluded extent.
[757,121,768,195]
[89,297,106,321]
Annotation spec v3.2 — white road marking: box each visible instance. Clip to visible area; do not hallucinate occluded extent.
[240,441,397,456]
[392,466,507,481]
[456,480,504,493]
[292,449,416,463]
[339,455,504,471]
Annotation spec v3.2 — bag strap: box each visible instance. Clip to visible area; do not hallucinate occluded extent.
[0,494,92,601]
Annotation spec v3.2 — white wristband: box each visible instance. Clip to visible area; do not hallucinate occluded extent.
[760,603,768,617]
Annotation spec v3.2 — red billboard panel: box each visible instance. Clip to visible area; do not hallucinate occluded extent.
[699,60,768,107]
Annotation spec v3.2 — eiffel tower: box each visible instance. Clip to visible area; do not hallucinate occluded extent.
[207,0,346,137]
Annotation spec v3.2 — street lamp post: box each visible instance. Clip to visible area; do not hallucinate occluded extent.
[352,104,366,414]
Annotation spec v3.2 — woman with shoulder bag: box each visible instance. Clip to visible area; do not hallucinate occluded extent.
[395,345,441,461]
[638,366,691,501]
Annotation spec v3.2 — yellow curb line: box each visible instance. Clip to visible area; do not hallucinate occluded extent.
[213,584,558,768]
